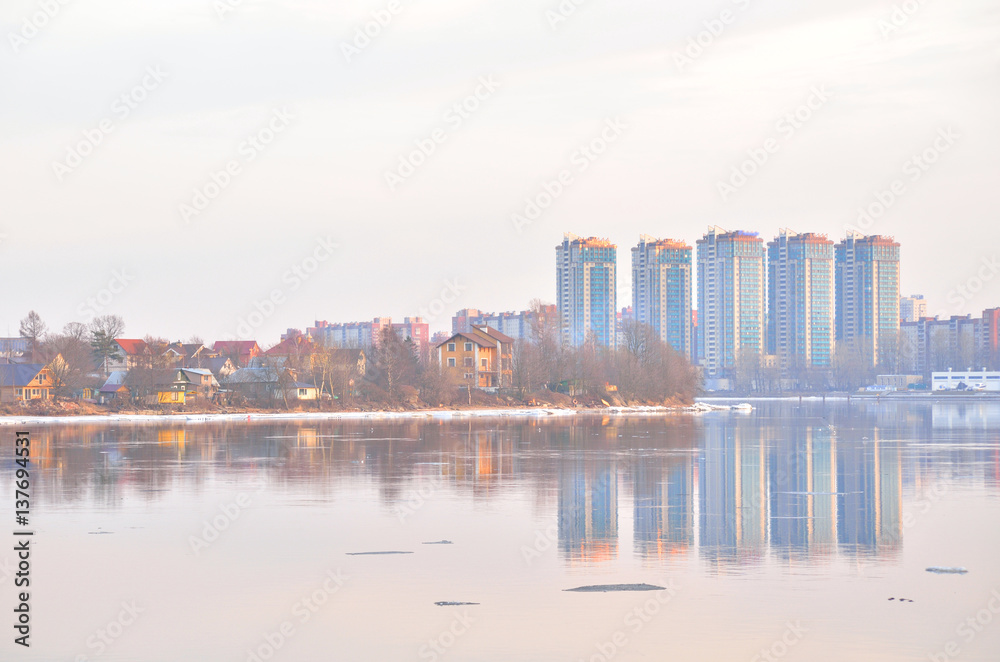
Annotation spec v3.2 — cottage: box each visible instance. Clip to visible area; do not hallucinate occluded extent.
[222,366,318,403]
[0,364,54,403]
[436,325,513,390]
[164,343,220,368]
[98,371,130,403]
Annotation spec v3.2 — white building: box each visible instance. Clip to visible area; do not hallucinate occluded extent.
[931,369,1000,391]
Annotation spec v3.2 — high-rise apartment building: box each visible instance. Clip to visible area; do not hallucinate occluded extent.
[767,230,835,373]
[556,234,617,348]
[899,295,927,323]
[696,227,765,378]
[835,232,901,366]
[632,235,693,357]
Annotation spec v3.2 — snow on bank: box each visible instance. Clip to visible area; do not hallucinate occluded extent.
[0,408,580,427]
[0,402,757,428]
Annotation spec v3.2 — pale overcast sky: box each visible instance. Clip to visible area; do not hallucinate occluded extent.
[1,0,998,343]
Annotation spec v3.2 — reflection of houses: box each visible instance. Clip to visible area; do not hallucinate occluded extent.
[769,428,837,556]
[698,421,767,564]
[436,325,513,390]
[0,364,54,402]
[837,435,901,556]
[558,458,618,563]
[691,416,903,567]
[633,457,694,558]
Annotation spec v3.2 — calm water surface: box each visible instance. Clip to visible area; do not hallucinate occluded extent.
[4,401,1000,661]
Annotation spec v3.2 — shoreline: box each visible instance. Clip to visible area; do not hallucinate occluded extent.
[698,393,1000,402]
[0,404,708,427]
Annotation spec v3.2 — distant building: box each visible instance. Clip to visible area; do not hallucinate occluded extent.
[309,318,392,350]
[451,306,557,341]
[696,227,765,378]
[767,230,835,374]
[391,317,430,362]
[900,314,982,375]
[309,317,429,361]
[835,232,900,366]
[983,308,1000,370]
[631,235,693,357]
[0,338,30,362]
[932,369,1000,391]
[899,295,927,323]
[690,310,699,364]
[556,233,617,348]
[616,306,634,348]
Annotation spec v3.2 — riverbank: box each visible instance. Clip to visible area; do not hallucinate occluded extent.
[699,392,1000,402]
[0,402,752,427]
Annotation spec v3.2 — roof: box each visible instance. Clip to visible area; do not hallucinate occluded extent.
[124,369,183,388]
[214,341,260,353]
[0,364,44,388]
[265,336,315,356]
[99,371,129,393]
[436,331,497,349]
[471,325,514,345]
[116,339,148,356]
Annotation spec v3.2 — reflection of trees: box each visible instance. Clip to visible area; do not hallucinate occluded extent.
[13,405,999,571]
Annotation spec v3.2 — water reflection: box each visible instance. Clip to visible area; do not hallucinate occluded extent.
[14,402,1000,573]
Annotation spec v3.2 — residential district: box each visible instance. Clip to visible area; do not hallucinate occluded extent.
[2,228,999,410]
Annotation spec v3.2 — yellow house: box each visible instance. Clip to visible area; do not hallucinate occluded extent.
[436,325,513,390]
[156,389,186,405]
[0,364,54,403]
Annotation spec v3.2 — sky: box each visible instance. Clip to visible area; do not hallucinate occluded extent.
[1,0,998,344]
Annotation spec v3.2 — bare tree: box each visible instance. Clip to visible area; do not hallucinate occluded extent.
[373,327,418,403]
[41,331,96,399]
[19,311,47,361]
[63,322,88,342]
